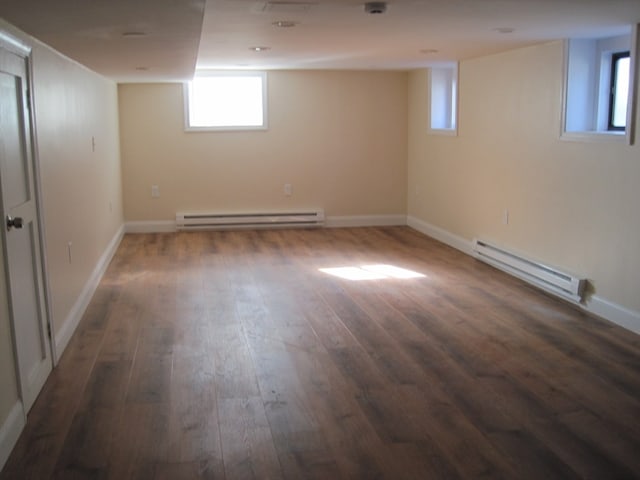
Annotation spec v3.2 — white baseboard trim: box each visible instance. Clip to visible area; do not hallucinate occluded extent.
[125,220,177,234]
[586,296,640,335]
[325,214,407,228]
[406,215,474,256]
[0,401,25,472]
[407,215,640,336]
[54,225,124,362]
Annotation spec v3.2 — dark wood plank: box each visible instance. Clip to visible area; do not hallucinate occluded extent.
[218,396,283,480]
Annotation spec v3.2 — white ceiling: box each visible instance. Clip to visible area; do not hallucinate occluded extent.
[1,0,639,82]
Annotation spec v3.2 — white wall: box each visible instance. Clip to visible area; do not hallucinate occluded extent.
[32,35,124,349]
[118,71,408,224]
[408,41,640,329]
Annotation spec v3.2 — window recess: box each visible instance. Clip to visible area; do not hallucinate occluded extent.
[561,25,638,144]
[428,64,458,135]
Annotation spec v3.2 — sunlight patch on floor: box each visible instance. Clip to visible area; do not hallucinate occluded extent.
[319,264,426,281]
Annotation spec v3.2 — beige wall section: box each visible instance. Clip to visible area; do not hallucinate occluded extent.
[32,40,123,339]
[119,71,408,220]
[408,41,640,314]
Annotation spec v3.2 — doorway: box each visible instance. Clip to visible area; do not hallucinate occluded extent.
[0,32,52,414]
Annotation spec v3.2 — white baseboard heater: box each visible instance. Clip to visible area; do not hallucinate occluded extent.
[472,239,586,302]
[176,210,324,231]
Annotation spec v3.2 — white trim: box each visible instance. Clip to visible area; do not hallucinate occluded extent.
[559,131,628,143]
[627,23,639,146]
[406,216,473,255]
[428,128,458,137]
[0,401,25,471]
[586,296,640,335]
[125,220,177,234]
[54,225,124,362]
[0,30,31,56]
[325,214,407,228]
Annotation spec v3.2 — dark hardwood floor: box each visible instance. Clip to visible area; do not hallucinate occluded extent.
[2,227,639,479]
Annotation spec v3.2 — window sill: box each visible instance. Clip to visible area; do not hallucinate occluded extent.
[184,125,268,133]
[428,128,458,137]
[560,130,628,144]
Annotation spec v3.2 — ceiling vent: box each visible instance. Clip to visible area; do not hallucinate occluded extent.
[259,1,316,13]
[364,2,387,14]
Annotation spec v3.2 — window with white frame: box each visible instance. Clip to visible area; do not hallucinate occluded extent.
[563,29,636,141]
[428,64,458,135]
[185,71,267,131]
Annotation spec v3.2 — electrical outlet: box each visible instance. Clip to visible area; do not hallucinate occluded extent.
[284,183,292,196]
[151,185,160,198]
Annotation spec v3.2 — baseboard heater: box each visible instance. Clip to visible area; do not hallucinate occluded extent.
[176,210,324,231]
[472,239,586,302]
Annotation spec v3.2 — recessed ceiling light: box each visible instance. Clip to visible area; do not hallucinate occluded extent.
[420,49,439,54]
[135,66,149,71]
[249,46,271,52]
[493,27,515,34]
[122,31,147,38]
[272,20,299,28]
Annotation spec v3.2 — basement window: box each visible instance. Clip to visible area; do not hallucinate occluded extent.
[428,64,458,135]
[184,71,267,131]
[562,28,637,143]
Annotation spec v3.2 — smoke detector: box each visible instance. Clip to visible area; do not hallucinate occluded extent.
[364,2,387,14]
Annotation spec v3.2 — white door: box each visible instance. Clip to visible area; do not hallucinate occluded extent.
[0,39,52,412]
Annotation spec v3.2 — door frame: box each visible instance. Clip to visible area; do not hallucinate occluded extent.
[0,30,56,400]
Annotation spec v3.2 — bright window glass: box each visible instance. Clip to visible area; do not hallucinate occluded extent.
[186,72,267,130]
[428,65,458,133]
[612,55,630,129]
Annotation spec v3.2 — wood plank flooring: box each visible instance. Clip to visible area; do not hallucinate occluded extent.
[2,227,639,479]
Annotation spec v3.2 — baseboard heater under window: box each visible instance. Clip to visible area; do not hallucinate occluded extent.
[472,239,586,302]
[176,210,325,231]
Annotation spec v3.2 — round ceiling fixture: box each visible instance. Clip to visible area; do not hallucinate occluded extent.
[364,2,387,14]
[249,46,271,52]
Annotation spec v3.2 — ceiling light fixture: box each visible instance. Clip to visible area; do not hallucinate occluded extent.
[135,66,149,71]
[249,46,271,52]
[493,27,515,34]
[272,20,299,28]
[420,49,439,54]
